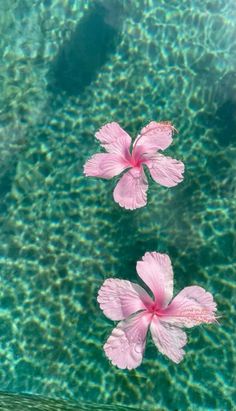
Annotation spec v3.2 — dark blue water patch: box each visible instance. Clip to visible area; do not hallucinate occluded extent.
[215,100,236,147]
[49,2,123,95]
[0,170,15,198]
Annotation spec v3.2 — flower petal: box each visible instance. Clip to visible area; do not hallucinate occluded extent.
[113,167,148,210]
[97,278,153,321]
[163,286,217,327]
[145,153,184,187]
[84,153,129,179]
[136,252,174,309]
[133,121,174,156]
[95,122,132,158]
[104,312,152,370]
[150,316,187,363]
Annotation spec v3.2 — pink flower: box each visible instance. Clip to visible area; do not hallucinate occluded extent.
[84,122,184,209]
[97,252,217,369]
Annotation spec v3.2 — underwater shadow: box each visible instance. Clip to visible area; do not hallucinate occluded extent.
[49,1,124,96]
[213,70,236,147]
[215,99,236,147]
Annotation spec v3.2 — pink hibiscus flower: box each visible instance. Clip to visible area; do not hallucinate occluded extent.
[84,121,184,209]
[97,252,217,369]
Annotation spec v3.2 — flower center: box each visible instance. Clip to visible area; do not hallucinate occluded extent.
[147,302,165,316]
[130,150,145,168]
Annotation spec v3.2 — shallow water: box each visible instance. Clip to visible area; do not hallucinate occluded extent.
[0,1,235,410]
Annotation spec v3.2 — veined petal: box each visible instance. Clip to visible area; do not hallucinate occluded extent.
[113,167,148,210]
[84,153,129,179]
[133,121,174,157]
[150,316,187,363]
[145,153,184,187]
[95,122,132,158]
[97,278,153,321]
[163,286,217,327]
[104,312,152,370]
[136,252,174,309]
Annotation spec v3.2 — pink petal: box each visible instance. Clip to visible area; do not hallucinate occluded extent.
[84,153,129,179]
[113,167,148,210]
[136,252,174,309]
[133,121,174,157]
[150,316,187,363]
[163,286,217,327]
[97,278,153,321]
[95,122,132,158]
[145,153,184,187]
[104,312,152,370]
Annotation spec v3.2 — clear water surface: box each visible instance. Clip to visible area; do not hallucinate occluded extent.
[0,1,235,410]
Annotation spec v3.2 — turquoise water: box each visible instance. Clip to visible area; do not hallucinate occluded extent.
[0,0,235,410]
